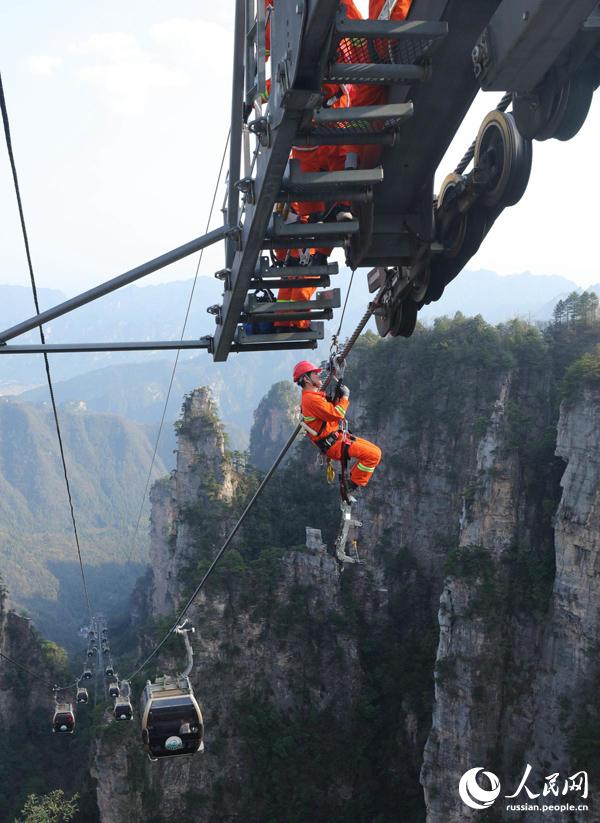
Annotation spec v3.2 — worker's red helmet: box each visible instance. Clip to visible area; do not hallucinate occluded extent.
[293,360,320,384]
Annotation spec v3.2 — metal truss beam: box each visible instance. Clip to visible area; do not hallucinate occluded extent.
[212,0,340,362]
[0,224,229,344]
[0,339,212,354]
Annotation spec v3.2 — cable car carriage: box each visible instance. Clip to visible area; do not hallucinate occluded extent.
[76,686,89,704]
[114,696,133,721]
[140,674,204,761]
[52,702,75,734]
[108,681,120,698]
[83,668,92,680]
[105,664,114,677]
[87,648,94,658]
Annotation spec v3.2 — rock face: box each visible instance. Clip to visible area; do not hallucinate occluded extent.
[92,319,600,823]
[248,380,297,471]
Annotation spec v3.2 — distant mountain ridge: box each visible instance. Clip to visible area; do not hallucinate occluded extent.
[0,397,164,647]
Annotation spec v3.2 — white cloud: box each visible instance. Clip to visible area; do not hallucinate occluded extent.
[28,55,63,76]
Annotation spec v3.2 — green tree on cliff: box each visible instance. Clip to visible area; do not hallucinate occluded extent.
[14,790,78,823]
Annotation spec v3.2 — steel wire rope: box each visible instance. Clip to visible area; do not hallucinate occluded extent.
[0,73,93,622]
[454,92,513,175]
[0,649,79,693]
[331,268,356,352]
[125,130,231,566]
[125,284,387,682]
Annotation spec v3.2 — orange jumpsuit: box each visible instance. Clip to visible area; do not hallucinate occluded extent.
[301,389,381,487]
[348,0,413,168]
[268,1,363,327]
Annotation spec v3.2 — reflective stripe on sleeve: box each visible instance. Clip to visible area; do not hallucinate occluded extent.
[303,416,317,422]
[335,405,346,416]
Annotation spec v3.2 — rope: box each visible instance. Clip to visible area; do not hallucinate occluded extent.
[125,283,387,681]
[125,130,231,565]
[332,268,355,349]
[0,73,93,622]
[0,650,78,693]
[126,423,301,680]
[454,92,513,175]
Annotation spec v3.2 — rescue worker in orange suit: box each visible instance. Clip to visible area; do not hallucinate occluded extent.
[265,1,364,329]
[293,360,381,496]
[348,0,413,168]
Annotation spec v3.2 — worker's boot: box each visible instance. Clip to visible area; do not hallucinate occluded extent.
[311,251,329,267]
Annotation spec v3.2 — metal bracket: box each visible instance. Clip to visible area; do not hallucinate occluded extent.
[215,267,232,289]
[207,304,222,324]
[236,176,256,204]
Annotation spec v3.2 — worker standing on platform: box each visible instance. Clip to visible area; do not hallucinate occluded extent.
[268,0,363,328]
[293,360,382,495]
[348,0,413,168]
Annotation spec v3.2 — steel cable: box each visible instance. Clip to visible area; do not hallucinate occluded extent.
[125,130,231,565]
[0,73,93,621]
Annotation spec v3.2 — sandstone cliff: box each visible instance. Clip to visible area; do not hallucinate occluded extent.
[93,318,600,822]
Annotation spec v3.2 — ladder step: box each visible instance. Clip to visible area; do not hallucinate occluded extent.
[327,63,428,84]
[313,103,413,126]
[335,17,449,42]
[255,259,339,278]
[244,288,342,316]
[334,17,448,69]
[250,276,331,289]
[234,322,325,347]
[266,216,360,248]
[280,165,383,196]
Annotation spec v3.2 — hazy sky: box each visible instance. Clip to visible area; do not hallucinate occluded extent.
[0,0,598,303]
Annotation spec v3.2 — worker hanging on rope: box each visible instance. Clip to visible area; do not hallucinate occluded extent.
[293,360,381,499]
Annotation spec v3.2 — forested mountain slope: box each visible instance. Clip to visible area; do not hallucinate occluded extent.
[0,399,163,647]
[91,308,600,822]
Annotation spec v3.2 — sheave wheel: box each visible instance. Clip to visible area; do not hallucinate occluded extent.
[474,110,532,209]
[554,67,595,141]
[436,173,467,258]
[390,300,418,338]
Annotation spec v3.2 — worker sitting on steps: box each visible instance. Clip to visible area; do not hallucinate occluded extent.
[293,360,381,498]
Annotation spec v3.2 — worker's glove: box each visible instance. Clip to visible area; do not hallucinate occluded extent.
[335,381,350,401]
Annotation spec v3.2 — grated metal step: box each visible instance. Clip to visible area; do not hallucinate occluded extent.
[233,321,324,350]
[280,165,383,197]
[244,288,341,320]
[327,62,428,84]
[265,216,360,249]
[333,17,448,69]
[253,257,340,279]
[305,102,413,142]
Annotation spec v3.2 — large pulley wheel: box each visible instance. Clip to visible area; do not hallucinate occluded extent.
[474,110,532,209]
[389,299,418,338]
[514,67,595,143]
[436,173,468,258]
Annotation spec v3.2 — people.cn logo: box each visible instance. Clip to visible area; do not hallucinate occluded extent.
[459,767,502,809]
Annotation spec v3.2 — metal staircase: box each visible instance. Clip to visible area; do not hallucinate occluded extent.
[211,0,448,361]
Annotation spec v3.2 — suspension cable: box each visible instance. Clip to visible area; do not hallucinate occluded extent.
[454,92,513,175]
[0,73,93,621]
[125,130,231,565]
[0,649,78,693]
[125,284,387,681]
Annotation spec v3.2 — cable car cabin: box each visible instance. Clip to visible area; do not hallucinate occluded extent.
[105,665,114,677]
[102,645,110,653]
[114,697,133,721]
[76,687,89,704]
[52,703,75,734]
[88,631,96,641]
[108,682,120,698]
[87,648,94,658]
[140,675,204,761]
[83,668,92,680]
